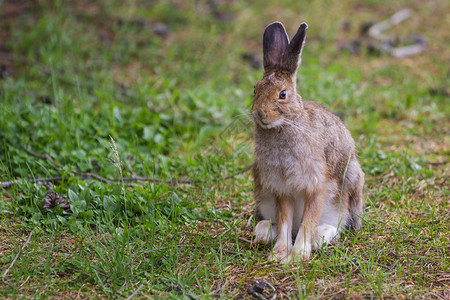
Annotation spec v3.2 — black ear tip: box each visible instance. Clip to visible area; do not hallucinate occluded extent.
[266,21,285,31]
[300,23,308,30]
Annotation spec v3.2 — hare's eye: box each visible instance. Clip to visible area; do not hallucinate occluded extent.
[279,90,286,100]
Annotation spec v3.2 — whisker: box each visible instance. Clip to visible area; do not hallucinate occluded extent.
[281,119,344,153]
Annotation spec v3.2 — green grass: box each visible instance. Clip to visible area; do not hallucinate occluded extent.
[1,0,449,299]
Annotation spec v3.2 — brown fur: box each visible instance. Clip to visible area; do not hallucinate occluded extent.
[252,22,364,262]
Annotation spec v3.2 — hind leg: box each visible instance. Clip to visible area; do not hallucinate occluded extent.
[254,220,277,244]
[312,180,347,248]
[348,167,364,230]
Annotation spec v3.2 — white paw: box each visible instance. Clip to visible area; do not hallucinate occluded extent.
[268,243,290,262]
[288,241,312,262]
[254,220,277,244]
[314,224,338,248]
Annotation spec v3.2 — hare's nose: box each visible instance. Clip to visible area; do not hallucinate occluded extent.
[253,110,267,124]
[253,109,262,119]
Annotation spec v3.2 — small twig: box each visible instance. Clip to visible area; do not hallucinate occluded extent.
[126,284,144,300]
[429,292,446,300]
[185,292,201,300]
[2,230,34,277]
[121,177,197,184]
[238,237,253,244]
[17,275,31,290]
[424,160,447,166]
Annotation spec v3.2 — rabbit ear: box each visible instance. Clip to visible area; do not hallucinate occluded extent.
[282,23,308,75]
[263,22,289,71]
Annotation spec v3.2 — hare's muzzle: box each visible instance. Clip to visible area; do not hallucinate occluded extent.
[253,110,264,122]
[253,109,282,129]
[253,109,269,125]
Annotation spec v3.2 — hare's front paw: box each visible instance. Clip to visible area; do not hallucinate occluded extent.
[268,243,290,262]
[287,242,312,262]
[254,220,277,244]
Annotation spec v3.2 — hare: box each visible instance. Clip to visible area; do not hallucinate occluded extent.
[252,22,364,263]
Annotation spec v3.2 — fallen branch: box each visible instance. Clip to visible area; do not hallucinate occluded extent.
[2,230,34,277]
[1,177,63,189]
[369,8,413,39]
[340,8,427,58]
[0,175,194,188]
[0,149,252,188]
[368,8,426,58]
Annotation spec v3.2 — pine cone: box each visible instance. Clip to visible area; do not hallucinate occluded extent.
[42,192,71,212]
